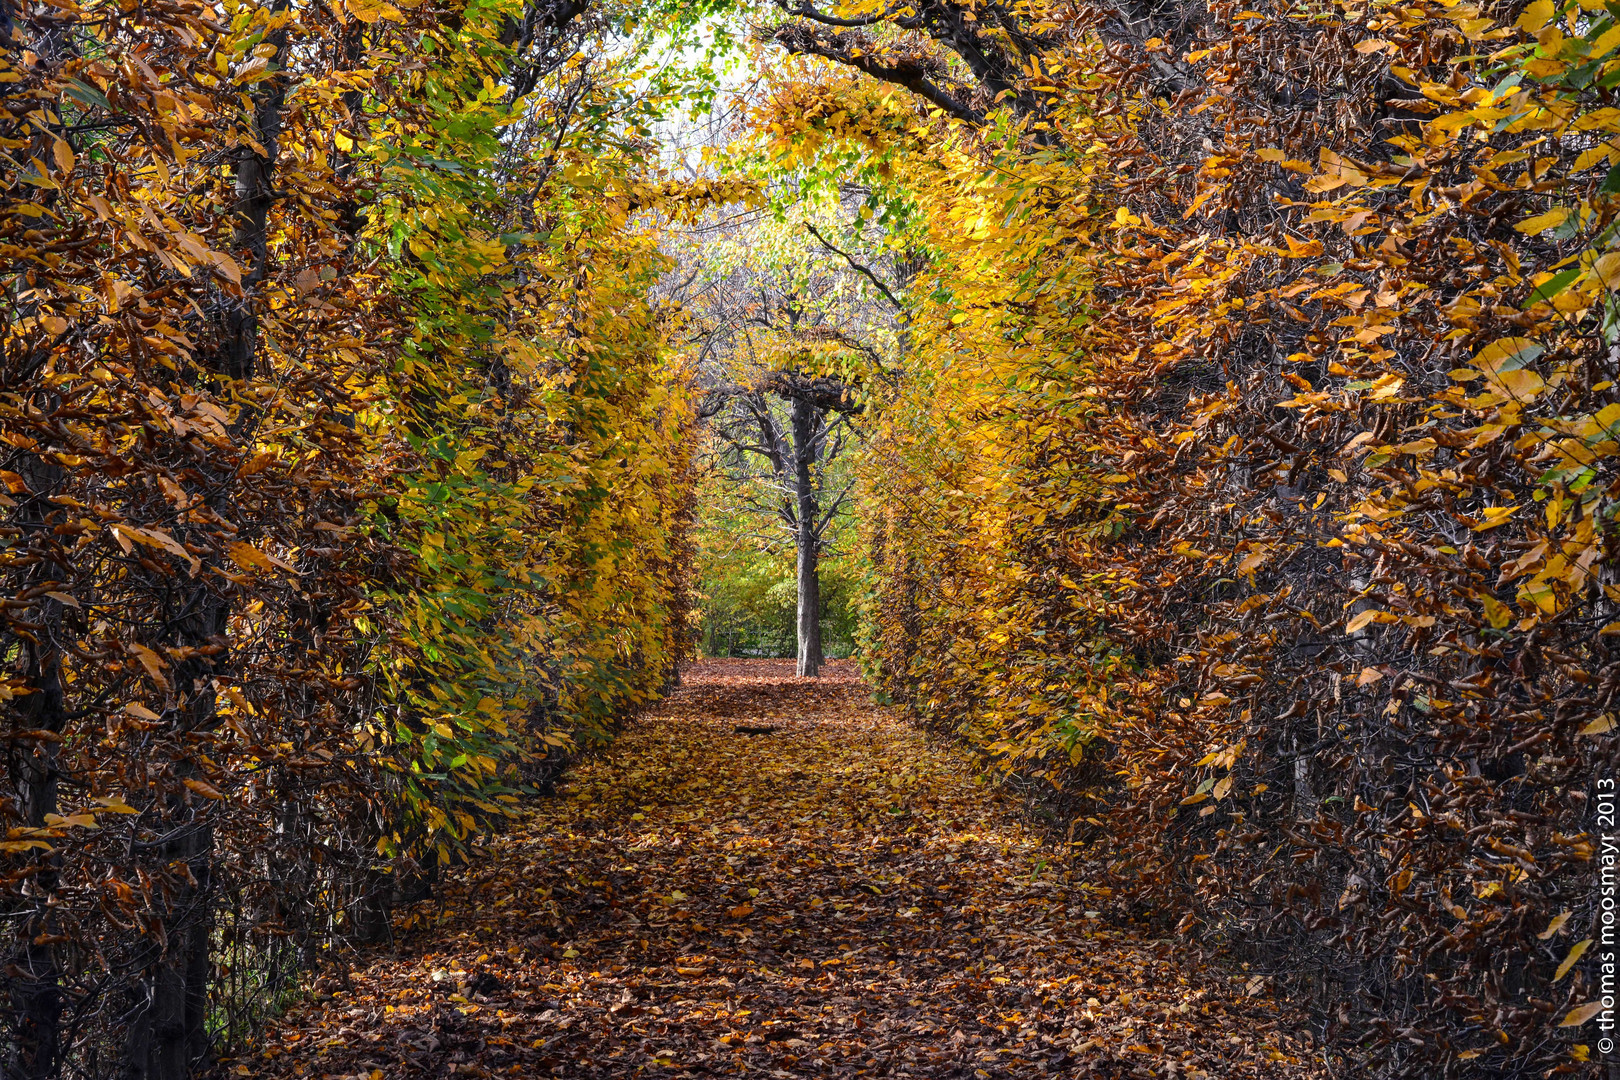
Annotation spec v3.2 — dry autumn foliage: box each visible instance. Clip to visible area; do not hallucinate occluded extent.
[246,660,1320,1079]
[797,0,1615,1074]
[1,0,699,1074]
[6,0,1617,1076]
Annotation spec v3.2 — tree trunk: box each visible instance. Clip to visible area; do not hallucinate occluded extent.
[790,398,823,677]
[10,595,65,1080]
[125,19,289,1078]
[796,523,822,677]
[7,252,66,1080]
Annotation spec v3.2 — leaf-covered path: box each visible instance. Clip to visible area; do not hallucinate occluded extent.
[249,661,1319,1079]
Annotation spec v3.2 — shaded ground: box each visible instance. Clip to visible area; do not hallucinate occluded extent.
[245,659,1319,1078]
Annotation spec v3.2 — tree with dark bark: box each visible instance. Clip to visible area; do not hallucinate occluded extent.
[759,0,1061,136]
[659,178,898,678]
[703,365,860,677]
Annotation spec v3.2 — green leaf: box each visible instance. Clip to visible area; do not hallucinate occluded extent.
[63,79,112,112]
[1522,267,1581,308]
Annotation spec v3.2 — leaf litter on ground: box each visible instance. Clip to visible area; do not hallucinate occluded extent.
[242,659,1321,1078]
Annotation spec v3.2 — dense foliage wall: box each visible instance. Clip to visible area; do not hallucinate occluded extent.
[749,0,1615,1074]
[0,0,694,1073]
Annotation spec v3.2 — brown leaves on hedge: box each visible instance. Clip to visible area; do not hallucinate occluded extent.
[832,0,1614,1072]
[245,660,1318,1079]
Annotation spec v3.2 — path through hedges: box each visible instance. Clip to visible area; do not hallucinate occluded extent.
[246,660,1318,1079]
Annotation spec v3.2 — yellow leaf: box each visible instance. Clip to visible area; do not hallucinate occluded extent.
[142,527,200,572]
[63,812,99,828]
[1539,911,1572,939]
[1519,580,1559,615]
[1580,713,1616,735]
[1471,506,1517,531]
[1575,107,1620,132]
[124,702,161,721]
[1430,110,1481,135]
[1306,150,1367,193]
[1515,207,1571,235]
[1236,550,1269,575]
[227,542,272,571]
[1556,939,1593,980]
[343,0,403,22]
[0,840,54,853]
[239,451,277,476]
[1345,609,1380,634]
[1575,144,1618,172]
[1367,374,1405,401]
[210,251,243,287]
[1590,251,1620,290]
[1212,775,1232,800]
[234,56,269,84]
[1474,364,1536,398]
[1592,23,1620,58]
[1474,337,1543,373]
[1517,0,1555,29]
[1342,431,1377,456]
[1560,1001,1604,1027]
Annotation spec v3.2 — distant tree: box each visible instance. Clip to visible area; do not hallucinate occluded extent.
[703,346,861,676]
[657,131,905,675]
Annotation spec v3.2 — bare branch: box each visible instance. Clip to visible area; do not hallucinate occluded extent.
[804,222,905,311]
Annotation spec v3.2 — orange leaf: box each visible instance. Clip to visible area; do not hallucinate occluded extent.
[127,644,170,691]
[183,779,225,800]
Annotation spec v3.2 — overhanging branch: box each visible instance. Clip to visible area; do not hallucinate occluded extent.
[764,22,985,126]
[804,221,905,311]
